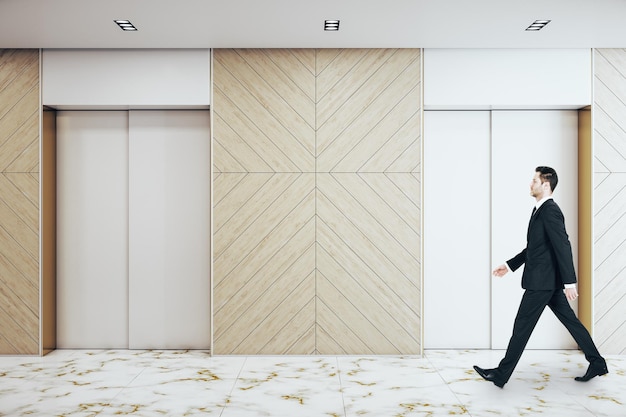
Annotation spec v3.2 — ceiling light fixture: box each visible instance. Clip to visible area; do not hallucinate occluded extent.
[324,20,340,31]
[114,20,138,31]
[525,20,551,31]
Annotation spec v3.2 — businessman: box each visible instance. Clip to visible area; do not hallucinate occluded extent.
[474,166,608,388]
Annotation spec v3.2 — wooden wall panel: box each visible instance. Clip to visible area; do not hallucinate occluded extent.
[213,173,316,354]
[578,107,593,332]
[213,48,421,355]
[213,49,315,173]
[593,49,626,354]
[0,49,40,355]
[316,173,420,354]
[316,49,421,173]
[213,49,317,354]
[315,49,421,354]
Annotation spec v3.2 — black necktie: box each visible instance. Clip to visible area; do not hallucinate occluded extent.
[527,207,537,238]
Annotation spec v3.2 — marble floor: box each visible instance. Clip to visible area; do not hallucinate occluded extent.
[0,349,624,417]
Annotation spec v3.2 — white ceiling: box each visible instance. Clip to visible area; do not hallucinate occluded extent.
[1,0,626,49]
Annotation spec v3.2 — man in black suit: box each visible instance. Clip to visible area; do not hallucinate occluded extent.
[474,166,608,388]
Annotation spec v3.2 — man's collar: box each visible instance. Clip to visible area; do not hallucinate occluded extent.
[535,195,553,210]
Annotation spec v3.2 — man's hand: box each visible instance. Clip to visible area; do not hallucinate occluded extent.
[565,287,578,301]
[492,264,509,277]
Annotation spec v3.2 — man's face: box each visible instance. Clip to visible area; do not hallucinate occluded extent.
[530,171,546,199]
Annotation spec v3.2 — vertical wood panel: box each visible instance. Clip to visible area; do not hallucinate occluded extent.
[315,49,421,354]
[593,49,626,354]
[213,49,317,354]
[578,107,593,333]
[0,49,39,355]
[213,49,421,354]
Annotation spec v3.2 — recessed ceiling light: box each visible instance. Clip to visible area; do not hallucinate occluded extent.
[525,19,551,31]
[114,20,138,31]
[324,20,340,31]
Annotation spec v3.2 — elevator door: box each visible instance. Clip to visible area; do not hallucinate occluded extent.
[424,111,491,348]
[491,110,578,350]
[57,111,129,348]
[57,110,211,349]
[128,110,211,349]
[424,110,578,349]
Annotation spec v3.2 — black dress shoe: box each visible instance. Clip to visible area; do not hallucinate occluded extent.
[473,365,505,388]
[575,363,608,382]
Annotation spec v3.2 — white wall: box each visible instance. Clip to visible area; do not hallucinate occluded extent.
[42,49,210,108]
[423,49,591,109]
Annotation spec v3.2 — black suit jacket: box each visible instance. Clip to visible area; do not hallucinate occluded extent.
[506,199,577,290]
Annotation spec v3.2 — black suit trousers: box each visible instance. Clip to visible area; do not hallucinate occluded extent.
[497,289,603,383]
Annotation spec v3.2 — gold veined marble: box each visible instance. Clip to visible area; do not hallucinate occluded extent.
[0,349,624,416]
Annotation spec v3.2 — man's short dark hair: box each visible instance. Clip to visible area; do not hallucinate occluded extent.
[536,166,558,192]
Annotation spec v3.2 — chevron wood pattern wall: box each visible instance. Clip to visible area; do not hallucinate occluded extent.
[0,49,40,355]
[593,49,626,354]
[213,48,421,354]
[315,49,421,354]
[213,49,317,354]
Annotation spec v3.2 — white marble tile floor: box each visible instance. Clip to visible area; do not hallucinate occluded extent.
[0,349,624,416]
